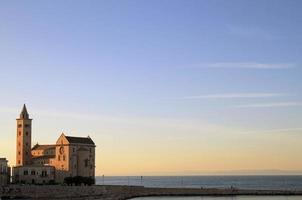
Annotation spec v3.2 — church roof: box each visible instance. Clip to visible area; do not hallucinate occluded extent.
[32,144,56,151]
[65,136,95,145]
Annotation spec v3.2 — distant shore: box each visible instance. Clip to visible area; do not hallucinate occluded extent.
[1,185,302,200]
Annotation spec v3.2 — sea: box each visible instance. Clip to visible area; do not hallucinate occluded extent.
[95,176,302,200]
[95,176,302,190]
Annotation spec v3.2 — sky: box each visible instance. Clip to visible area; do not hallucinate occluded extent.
[0,0,302,176]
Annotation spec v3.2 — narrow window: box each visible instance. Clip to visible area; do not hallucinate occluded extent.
[25,132,28,136]
[58,155,60,161]
[31,170,35,175]
[63,155,65,161]
[18,132,21,136]
[24,170,28,175]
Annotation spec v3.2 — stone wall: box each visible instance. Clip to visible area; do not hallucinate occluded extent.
[12,166,55,184]
[0,158,9,186]
[1,185,302,200]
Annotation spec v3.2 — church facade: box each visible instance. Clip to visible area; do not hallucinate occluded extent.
[13,105,96,184]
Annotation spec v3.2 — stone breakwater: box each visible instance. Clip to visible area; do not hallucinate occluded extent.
[1,185,302,200]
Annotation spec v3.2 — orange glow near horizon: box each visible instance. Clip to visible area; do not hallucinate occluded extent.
[1,108,302,176]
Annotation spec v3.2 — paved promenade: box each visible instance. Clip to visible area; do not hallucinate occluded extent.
[1,185,302,200]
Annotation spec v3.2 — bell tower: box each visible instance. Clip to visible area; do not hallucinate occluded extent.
[16,104,32,166]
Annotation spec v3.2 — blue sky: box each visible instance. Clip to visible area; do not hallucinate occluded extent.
[0,0,302,175]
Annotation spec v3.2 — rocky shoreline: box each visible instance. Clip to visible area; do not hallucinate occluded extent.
[1,185,302,200]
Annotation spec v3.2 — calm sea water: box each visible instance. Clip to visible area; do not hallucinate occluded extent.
[95,176,302,190]
[131,197,302,200]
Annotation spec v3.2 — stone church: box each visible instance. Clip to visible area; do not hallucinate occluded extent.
[13,105,96,184]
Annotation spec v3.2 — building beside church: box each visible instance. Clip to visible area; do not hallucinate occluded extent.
[13,105,96,184]
[0,158,10,186]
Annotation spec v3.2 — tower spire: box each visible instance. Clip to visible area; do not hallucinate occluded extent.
[20,104,29,119]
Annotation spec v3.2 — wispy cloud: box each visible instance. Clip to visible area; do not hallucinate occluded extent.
[248,128,302,134]
[236,102,302,108]
[202,62,296,69]
[184,93,287,100]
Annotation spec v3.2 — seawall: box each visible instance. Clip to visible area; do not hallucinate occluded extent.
[1,185,302,200]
